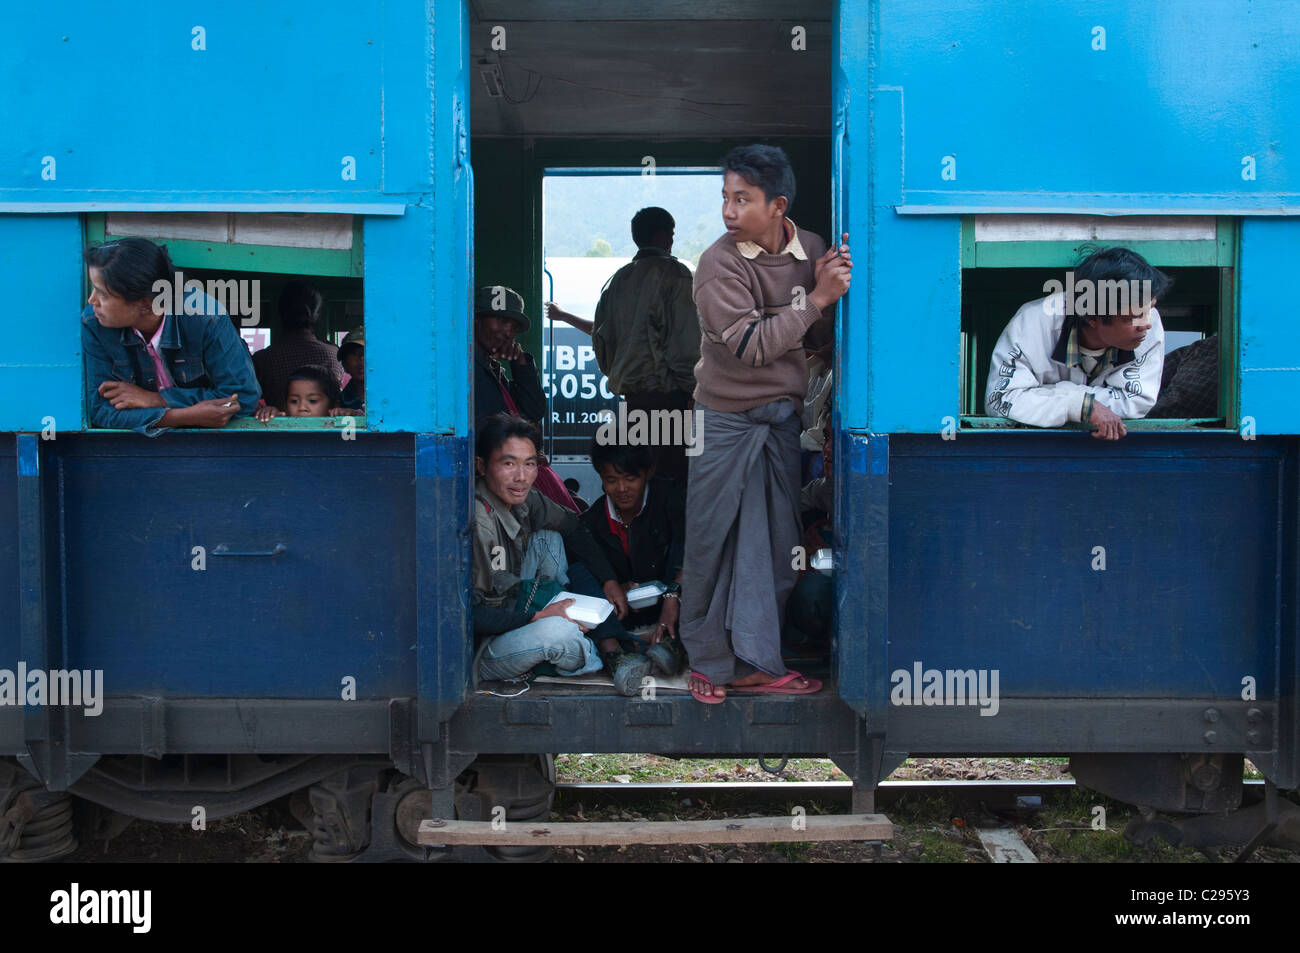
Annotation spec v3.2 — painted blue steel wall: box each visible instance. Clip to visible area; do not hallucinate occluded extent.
[0,216,84,432]
[884,435,1281,698]
[0,438,16,670]
[837,429,1297,773]
[56,436,419,698]
[875,1,1298,215]
[837,0,1300,434]
[1240,219,1300,435]
[1,6,395,210]
[0,2,471,435]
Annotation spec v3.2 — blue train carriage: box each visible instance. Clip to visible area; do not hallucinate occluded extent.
[0,0,1295,862]
[835,1,1299,846]
[0,2,480,861]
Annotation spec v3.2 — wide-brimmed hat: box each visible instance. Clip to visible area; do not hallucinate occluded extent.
[474,285,530,332]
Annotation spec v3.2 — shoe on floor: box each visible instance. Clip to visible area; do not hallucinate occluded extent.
[602,651,652,697]
[645,634,685,678]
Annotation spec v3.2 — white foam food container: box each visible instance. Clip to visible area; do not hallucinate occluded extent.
[625,581,667,610]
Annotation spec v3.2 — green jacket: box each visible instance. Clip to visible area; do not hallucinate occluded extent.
[592,247,700,396]
[472,480,615,637]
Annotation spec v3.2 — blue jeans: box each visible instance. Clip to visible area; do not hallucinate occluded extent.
[478,615,603,680]
[479,531,603,681]
[520,529,569,587]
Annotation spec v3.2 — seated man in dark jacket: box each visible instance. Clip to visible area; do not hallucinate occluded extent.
[82,237,260,436]
[473,286,547,425]
[473,414,650,695]
[474,285,577,510]
[579,439,687,676]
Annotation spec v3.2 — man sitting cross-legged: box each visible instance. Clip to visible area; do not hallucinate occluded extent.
[472,413,651,695]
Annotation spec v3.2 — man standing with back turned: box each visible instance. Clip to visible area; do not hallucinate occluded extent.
[682,144,851,703]
[547,206,700,482]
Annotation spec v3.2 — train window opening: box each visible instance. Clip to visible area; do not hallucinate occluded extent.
[82,213,365,432]
[958,215,1237,431]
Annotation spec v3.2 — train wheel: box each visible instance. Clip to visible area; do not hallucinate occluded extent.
[0,759,78,862]
[454,754,556,863]
[295,763,388,862]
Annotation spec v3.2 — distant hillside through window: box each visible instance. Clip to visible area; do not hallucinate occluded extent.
[543,169,723,267]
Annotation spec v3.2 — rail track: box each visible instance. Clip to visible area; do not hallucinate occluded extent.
[556,777,1089,812]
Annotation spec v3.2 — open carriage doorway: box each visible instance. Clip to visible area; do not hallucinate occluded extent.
[540,168,721,505]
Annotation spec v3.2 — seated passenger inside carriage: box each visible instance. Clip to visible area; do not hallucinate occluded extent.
[984,246,1172,441]
[1149,334,1218,419]
[82,237,261,435]
[337,330,366,412]
[474,286,578,511]
[252,279,345,411]
[253,365,355,421]
[472,414,655,696]
[580,438,687,677]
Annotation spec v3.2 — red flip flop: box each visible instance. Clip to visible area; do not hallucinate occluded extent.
[729,670,822,695]
[689,671,726,705]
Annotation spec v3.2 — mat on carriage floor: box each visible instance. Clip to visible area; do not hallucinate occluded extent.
[532,670,693,692]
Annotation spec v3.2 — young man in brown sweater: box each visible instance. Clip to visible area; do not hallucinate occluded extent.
[682,144,851,703]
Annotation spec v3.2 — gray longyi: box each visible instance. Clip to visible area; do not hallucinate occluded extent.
[679,400,802,685]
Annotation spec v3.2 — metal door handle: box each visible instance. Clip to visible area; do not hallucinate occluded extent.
[211,543,287,557]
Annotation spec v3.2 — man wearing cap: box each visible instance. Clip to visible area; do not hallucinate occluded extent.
[474,285,547,426]
[474,285,578,511]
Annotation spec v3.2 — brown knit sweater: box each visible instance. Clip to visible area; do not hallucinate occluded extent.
[691,225,831,413]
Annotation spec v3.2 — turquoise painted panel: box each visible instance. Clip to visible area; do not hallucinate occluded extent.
[0,2,469,435]
[842,0,1300,432]
[1239,218,1300,435]
[364,210,434,431]
[0,3,409,208]
[870,0,1299,212]
[0,216,84,432]
[364,0,470,434]
[863,215,963,433]
[840,1,962,433]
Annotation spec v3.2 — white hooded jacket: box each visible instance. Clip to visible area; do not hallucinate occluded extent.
[984,294,1164,427]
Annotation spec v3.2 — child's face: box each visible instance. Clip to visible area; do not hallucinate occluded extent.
[597,464,649,516]
[286,379,331,417]
[342,349,365,379]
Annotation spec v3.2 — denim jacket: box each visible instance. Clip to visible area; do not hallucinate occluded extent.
[81,299,262,436]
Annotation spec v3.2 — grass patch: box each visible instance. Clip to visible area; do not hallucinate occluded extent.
[1028,788,1209,863]
[553,753,840,784]
[917,829,969,863]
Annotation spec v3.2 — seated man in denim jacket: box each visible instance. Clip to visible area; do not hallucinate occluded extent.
[82,237,261,436]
